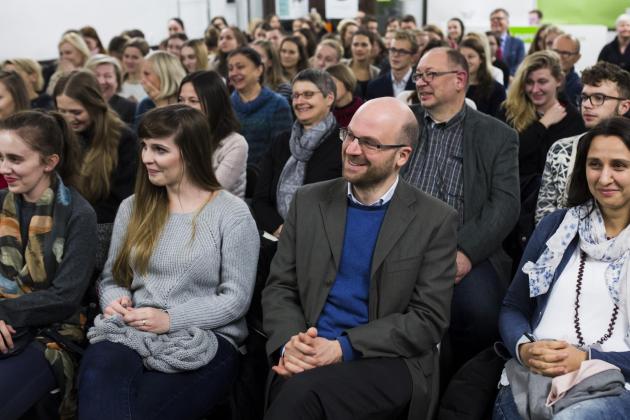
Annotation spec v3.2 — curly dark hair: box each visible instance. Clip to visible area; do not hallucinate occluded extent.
[581,62,630,99]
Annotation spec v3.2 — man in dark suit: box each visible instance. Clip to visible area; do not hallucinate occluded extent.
[404,47,519,372]
[365,30,417,100]
[490,8,525,76]
[262,97,458,420]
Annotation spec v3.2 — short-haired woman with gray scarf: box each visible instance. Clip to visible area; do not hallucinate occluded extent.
[253,69,342,238]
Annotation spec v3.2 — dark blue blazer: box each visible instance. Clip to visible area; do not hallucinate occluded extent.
[503,35,525,76]
[364,71,415,100]
[499,209,630,380]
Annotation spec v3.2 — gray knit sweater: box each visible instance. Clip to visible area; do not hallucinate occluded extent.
[90,191,259,371]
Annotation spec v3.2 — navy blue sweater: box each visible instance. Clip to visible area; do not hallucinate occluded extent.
[316,199,388,360]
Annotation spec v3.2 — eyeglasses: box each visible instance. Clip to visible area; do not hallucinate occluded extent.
[291,90,322,100]
[411,70,459,83]
[579,93,627,107]
[388,47,414,56]
[552,49,579,58]
[339,127,408,152]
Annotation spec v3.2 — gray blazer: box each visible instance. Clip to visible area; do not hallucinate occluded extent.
[409,104,520,281]
[262,178,458,419]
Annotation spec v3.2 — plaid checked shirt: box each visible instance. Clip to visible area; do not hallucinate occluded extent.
[403,106,466,225]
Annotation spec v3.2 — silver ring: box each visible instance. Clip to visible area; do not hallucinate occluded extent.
[142,319,146,326]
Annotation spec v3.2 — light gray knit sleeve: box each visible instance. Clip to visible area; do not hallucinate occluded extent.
[97,196,134,310]
[168,200,260,331]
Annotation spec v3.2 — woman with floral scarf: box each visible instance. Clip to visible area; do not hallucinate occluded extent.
[0,110,96,418]
[494,116,630,419]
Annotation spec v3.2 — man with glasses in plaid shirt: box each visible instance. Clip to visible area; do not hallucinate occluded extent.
[403,47,520,374]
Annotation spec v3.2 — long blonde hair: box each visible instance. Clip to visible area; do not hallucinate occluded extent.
[112,105,221,287]
[53,70,123,201]
[502,50,563,132]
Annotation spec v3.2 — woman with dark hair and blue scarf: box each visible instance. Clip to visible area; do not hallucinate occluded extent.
[494,117,630,419]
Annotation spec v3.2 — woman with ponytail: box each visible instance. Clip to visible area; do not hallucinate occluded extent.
[0,110,97,418]
[77,105,259,419]
[54,70,138,224]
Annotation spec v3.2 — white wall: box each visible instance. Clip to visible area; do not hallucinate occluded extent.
[427,0,536,29]
[401,0,423,27]
[1,0,250,62]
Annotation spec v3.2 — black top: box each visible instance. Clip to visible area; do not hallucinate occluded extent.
[30,93,54,111]
[492,59,510,87]
[598,37,630,73]
[364,71,416,101]
[252,124,342,233]
[510,101,585,180]
[79,125,138,224]
[109,94,136,126]
[466,81,506,118]
[356,80,370,100]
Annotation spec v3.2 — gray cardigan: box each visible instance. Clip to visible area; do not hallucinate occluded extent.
[96,191,259,348]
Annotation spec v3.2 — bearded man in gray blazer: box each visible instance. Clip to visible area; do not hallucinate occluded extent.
[262,97,458,420]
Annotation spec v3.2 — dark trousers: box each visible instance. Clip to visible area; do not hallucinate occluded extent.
[265,357,412,420]
[77,335,238,420]
[0,342,57,420]
[448,260,507,370]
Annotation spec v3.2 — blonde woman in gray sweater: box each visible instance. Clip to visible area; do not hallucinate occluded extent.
[77,105,259,419]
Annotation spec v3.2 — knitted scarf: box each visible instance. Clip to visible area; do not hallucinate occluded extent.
[0,175,71,296]
[0,176,81,418]
[276,112,336,219]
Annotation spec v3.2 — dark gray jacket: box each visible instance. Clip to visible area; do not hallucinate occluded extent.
[407,104,520,281]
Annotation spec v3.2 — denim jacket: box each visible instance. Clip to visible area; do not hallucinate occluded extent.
[499,209,630,380]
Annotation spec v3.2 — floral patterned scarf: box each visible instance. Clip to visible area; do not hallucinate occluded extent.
[523,201,630,305]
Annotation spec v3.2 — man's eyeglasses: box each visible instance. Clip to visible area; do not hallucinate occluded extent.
[411,70,459,83]
[339,127,408,152]
[552,49,579,58]
[579,93,627,107]
[291,90,322,100]
[388,47,414,56]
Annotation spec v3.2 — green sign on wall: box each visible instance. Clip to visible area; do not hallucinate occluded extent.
[537,0,625,27]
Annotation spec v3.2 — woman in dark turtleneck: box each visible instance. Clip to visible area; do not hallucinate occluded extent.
[326,64,364,128]
[54,70,137,224]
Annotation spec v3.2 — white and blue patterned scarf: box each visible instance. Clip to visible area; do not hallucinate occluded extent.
[523,201,630,305]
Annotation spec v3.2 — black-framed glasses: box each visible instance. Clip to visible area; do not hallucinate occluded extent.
[411,70,459,83]
[291,90,322,100]
[339,127,408,152]
[552,49,579,58]
[388,47,414,56]
[580,93,627,107]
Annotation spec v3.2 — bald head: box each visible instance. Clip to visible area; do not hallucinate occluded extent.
[352,97,419,147]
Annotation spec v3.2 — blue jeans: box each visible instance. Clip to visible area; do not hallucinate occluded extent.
[493,384,630,420]
[77,334,238,420]
[0,341,57,420]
